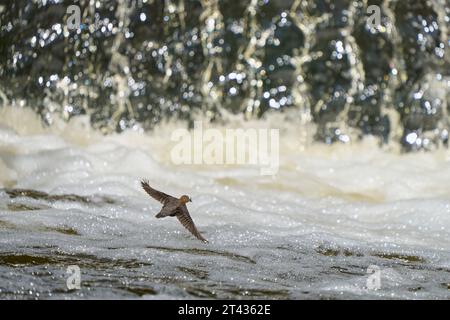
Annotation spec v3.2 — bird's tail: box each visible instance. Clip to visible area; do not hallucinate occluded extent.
[155,211,164,218]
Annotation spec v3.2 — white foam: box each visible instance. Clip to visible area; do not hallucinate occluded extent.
[0,106,449,299]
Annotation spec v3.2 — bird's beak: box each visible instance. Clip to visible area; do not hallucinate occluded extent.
[189,197,192,202]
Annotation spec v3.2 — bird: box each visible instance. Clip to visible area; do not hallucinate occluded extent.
[140,180,208,243]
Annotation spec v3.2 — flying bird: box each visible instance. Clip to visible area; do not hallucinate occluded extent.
[140,180,208,243]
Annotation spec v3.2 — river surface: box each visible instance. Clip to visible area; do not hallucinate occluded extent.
[0,106,449,299]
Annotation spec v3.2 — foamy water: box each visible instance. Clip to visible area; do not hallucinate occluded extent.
[0,107,449,299]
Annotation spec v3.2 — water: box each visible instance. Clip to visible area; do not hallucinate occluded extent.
[0,106,449,299]
[0,0,449,148]
[0,0,449,299]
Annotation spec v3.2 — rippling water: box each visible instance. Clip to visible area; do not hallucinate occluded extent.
[0,106,449,299]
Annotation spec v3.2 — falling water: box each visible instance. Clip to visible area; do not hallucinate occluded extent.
[0,0,448,149]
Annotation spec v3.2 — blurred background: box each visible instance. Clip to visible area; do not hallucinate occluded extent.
[1,0,448,149]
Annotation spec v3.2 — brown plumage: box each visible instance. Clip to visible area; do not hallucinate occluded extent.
[141,180,208,243]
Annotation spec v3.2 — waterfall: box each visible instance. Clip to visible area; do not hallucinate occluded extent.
[0,0,448,150]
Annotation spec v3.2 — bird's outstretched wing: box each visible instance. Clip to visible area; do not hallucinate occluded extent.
[175,204,208,243]
[141,180,174,205]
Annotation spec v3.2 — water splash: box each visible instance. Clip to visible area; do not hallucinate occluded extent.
[0,0,448,149]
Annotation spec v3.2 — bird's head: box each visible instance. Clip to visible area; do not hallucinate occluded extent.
[179,195,192,204]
